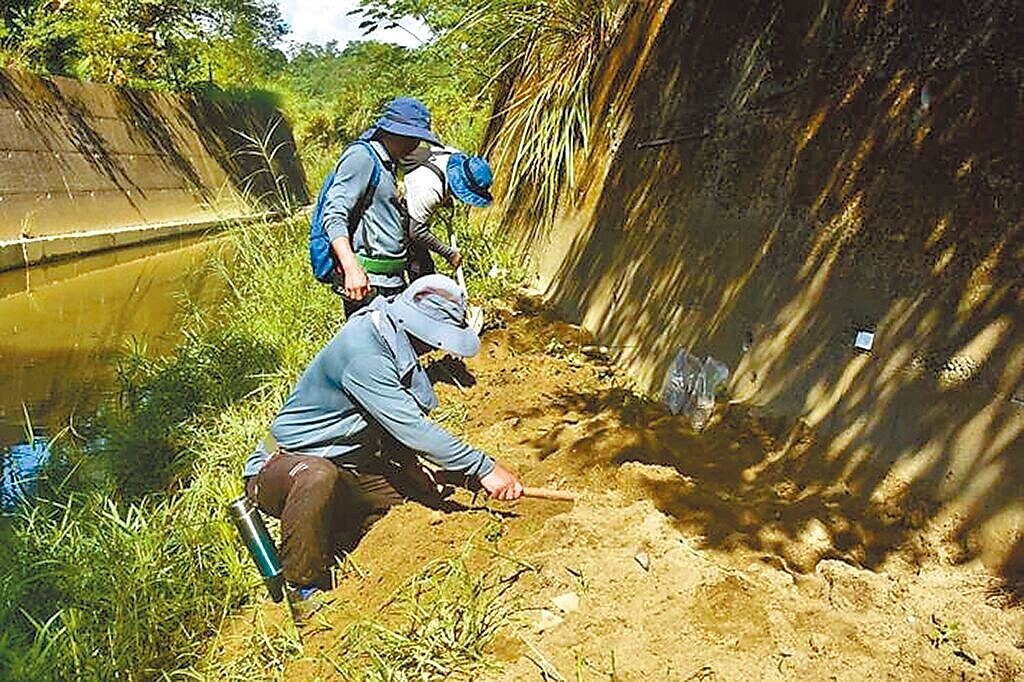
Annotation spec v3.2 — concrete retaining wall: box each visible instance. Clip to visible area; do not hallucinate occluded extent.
[496,0,1023,581]
[0,68,307,269]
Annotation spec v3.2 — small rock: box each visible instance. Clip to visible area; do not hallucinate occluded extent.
[533,609,564,633]
[550,592,579,614]
[809,633,828,653]
[508,416,521,427]
[634,552,651,572]
[428,511,444,526]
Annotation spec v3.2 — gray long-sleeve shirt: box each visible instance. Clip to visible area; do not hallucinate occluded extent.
[322,140,406,289]
[242,309,494,479]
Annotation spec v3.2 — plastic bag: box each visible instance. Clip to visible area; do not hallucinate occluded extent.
[662,349,730,430]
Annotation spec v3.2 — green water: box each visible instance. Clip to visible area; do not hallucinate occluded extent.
[0,234,226,450]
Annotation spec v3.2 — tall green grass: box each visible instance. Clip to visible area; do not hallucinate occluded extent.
[496,0,626,223]
[431,0,626,224]
[0,215,334,680]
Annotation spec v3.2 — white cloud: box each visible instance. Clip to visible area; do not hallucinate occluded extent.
[274,0,431,51]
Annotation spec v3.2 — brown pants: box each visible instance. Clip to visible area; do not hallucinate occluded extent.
[246,448,432,588]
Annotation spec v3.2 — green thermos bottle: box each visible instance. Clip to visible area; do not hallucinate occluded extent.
[227,496,285,602]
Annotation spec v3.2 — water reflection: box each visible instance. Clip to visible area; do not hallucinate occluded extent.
[0,437,50,513]
[0,234,226,490]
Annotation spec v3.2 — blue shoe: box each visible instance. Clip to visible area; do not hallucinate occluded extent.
[294,584,320,601]
[286,583,329,623]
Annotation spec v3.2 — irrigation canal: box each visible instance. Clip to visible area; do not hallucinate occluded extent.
[0,235,226,510]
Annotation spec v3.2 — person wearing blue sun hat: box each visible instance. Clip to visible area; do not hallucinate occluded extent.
[317,97,443,318]
[401,145,495,280]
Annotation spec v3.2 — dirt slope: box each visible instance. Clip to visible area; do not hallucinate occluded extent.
[211,302,1023,680]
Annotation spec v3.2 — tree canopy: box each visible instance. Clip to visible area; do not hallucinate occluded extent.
[0,0,286,88]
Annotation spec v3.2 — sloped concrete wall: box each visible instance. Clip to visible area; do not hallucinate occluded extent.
[0,69,307,269]
[498,0,1023,582]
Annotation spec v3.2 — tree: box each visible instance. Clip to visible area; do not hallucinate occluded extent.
[0,0,286,89]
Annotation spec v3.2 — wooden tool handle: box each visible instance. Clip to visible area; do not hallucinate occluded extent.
[450,231,468,292]
[522,487,576,502]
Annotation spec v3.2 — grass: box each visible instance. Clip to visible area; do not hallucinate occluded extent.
[436,205,530,300]
[193,542,529,681]
[232,115,301,215]
[320,550,526,681]
[481,0,627,224]
[0,214,332,680]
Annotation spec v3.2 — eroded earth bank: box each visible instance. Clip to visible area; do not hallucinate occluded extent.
[209,302,1024,680]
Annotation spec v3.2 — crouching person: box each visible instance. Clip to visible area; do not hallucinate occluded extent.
[241,274,522,617]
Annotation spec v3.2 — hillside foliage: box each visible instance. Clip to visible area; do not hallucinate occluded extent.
[0,0,286,88]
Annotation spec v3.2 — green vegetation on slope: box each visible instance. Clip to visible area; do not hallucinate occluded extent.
[0,0,285,88]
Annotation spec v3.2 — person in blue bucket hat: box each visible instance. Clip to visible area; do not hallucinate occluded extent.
[447,153,494,207]
[360,96,441,145]
[320,97,442,317]
[242,274,523,619]
[401,146,495,280]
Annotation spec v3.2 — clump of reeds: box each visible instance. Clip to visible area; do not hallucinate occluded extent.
[232,115,304,215]
[477,0,627,223]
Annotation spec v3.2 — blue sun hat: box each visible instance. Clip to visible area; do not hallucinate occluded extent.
[360,97,440,145]
[447,153,493,208]
[388,274,480,358]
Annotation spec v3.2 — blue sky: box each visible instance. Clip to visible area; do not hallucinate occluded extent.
[274,0,431,50]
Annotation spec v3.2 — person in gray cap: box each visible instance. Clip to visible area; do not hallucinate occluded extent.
[401,146,495,280]
[241,274,522,613]
[321,97,442,317]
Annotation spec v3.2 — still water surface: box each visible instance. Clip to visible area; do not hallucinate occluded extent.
[0,235,225,508]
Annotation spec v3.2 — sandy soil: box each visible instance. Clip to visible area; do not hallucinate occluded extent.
[211,301,1024,680]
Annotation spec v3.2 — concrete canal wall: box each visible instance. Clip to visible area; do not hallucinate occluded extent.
[0,68,307,270]
[494,1,1023,581]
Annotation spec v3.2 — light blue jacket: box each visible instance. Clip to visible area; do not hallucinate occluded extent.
[322,140,406,289]
[243,300,494,479]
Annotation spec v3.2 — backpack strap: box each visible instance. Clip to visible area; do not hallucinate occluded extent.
[345,140,384,241]
[426,161,447,194]
[409,158,447,195]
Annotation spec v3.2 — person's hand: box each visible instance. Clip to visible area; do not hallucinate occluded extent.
[343,263,370,301]
[448,250,463,269]
[479,462,523,501]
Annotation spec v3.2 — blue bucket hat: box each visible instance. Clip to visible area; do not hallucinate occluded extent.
[447,153,493,208]
[360,97,440,145]
[388,274,480,357]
